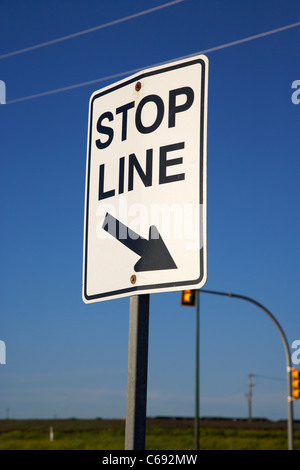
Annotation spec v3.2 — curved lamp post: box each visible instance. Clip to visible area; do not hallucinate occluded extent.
[200,289,294,450]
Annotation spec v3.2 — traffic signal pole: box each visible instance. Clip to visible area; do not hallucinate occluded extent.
[201,289,294,451]
[181,289,199,449]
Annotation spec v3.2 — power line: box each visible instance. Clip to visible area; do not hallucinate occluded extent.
[252,374,285,382]
[0,0,185,60]
[6,20,300,105]
[181,20,300,58]
[6,67,144,104]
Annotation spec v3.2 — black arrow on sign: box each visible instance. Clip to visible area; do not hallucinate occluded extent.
[102,212,177,272]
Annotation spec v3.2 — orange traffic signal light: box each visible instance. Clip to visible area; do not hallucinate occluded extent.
[291,368,300,400]
[181,290,196,307]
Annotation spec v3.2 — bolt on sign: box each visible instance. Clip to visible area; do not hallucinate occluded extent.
[83,55,208,303]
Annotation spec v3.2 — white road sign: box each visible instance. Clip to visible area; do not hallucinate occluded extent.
[83,55,208,303]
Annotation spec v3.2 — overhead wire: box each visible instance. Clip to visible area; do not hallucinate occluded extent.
[5,20,300,105]
[252,374,285,382]
[179,20,300,58]
[0,0,185,60]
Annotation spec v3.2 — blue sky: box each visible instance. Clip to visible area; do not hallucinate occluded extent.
[0,0,299,423]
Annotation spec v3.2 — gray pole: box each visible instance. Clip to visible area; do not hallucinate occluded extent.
[201,289,294,450]
[125,294,150,450]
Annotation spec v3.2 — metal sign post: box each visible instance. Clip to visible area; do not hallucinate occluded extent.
[125,294,150,450]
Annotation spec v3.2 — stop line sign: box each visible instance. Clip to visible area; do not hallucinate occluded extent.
[83,55,208,303]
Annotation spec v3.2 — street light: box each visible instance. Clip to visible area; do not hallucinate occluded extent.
[200,289,294,451]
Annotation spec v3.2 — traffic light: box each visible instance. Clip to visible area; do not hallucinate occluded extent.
[181,290,196,307]
[291,368,300,400]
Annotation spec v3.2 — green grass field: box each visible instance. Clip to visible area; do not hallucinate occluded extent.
[0,418,299,450]
[199,428,300,450]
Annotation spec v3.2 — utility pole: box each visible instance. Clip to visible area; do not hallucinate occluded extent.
[245,373,285,422]
[246,374,254,421]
